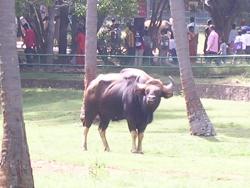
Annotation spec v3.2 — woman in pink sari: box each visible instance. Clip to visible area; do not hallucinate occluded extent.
[76,28,85,65]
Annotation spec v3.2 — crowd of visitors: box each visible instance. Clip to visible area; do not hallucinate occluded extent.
[20,16,250,66]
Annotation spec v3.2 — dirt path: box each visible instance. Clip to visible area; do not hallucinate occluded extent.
[31,159,244,182]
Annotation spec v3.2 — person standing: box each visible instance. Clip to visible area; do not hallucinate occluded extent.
[244,31,250,54]
[125,24,135,64]
[169,31,177,64]
[203,19,213,56]
[188,25,198,63]
[22,23,36,63]
[159,28,170,64]
[240,29,247,54]
[134,31,144,66]
[110,23,121,55]
[187,17,198,34]
[206,25,219,64]
[76,27,86,65]
[143,28,152,64]
[228,24,238,54]
[218,38,228,64]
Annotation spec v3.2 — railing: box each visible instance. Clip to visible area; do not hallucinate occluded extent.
[18,53,250,68]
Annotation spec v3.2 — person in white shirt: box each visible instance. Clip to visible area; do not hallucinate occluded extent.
[168,32,177,64]
[233,30,244,64]
[228,24,238,54]
[240,29,247,54]
[218,39,228,64]
[245,31,250,54]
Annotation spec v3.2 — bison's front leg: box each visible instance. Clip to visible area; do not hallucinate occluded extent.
[83,127,89,151]
[98,116,111,152]
[130,130,138,153]
[137,132,144,154]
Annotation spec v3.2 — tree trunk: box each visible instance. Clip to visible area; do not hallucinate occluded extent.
[149,0,168,48]
[70,15,78,55]
[46,5,56,64]
[29,3,46,53]
[0,0,34,187]
[80,0,97,121]
[58,2,69,61]
[169,0,216,136]
[84,0,97,88]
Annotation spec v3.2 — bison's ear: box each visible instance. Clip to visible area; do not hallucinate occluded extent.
[135,83,146,95]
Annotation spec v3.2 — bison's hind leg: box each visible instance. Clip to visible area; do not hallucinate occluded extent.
[82,109,98,151]
[98,117,110,152]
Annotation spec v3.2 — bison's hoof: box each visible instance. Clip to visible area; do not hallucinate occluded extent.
[104,148,110,152]
[131,149,138,154]
[83,145,88,151]
[136,150,144,154]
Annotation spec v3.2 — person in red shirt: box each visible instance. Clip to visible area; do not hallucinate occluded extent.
[22,23,36,63]
[187,26,198,63]
[76,27,85,65]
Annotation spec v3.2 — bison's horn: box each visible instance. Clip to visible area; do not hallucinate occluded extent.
[165,76,174,90]
[162,76,174,98]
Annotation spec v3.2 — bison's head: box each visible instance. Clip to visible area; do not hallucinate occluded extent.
[135,77,174,110]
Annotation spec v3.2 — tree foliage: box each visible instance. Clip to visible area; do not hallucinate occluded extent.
[72,0,137,19]
[205,0,250,40]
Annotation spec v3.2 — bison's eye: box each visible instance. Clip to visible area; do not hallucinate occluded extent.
[145,89,150,95]
[154,90,161,96]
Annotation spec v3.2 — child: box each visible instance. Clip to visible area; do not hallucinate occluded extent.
[218,39,228,64]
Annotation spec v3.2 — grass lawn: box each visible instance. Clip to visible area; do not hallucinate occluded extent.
[21,67,250,87]
[1,88,250,188]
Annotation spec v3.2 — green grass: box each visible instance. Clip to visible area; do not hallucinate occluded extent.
[20,65,250,86]
[1,88,250,188]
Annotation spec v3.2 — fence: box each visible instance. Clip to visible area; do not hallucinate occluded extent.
[18,52,250,68]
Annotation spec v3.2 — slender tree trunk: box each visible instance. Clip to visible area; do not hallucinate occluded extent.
[70,15,78,55]
[80,0,97,122]
[58,2,69,59]
[29,3,46,53]
[169,0,216,136]
[84,0,97,88]
[46,4,56,64]
[149,0,168,48]
[0,0,34,187]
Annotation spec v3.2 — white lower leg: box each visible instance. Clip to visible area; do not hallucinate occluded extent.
[99,128,110,151]
[137,132,144,154]
[83,127,89,150]
[130,130,138,153]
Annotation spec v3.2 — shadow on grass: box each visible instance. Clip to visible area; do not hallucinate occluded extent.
[148,128,187,134]
[200,136,220,142]
[156,109,186,120]
[215,122,250,139]
[23,89,82,111]
[218,128,250,139]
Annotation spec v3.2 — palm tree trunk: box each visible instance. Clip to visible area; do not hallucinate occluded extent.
[169,0,216,136]
[84,0,97,88]
[80,0,97,126]
[0,0,34,187]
